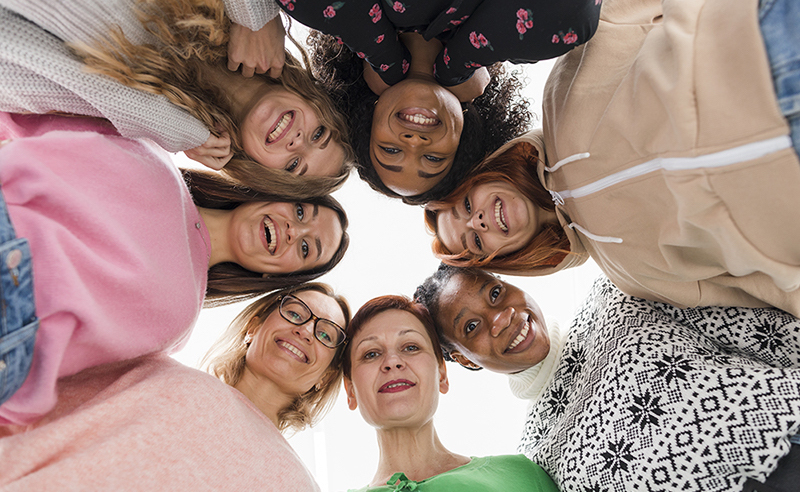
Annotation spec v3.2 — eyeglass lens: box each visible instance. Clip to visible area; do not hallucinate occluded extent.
[281,296,344,348]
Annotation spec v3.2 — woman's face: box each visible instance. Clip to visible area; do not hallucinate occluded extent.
[345,310,448,430]
[435,271,550,374]
[245,289,346,396]
[241,88,345,177]
[227,201,342,274]
[434,180,539,258]
[370,79,464,196]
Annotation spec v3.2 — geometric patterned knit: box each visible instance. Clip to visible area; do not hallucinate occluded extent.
[0,0,278,152]
[518,276,800,492]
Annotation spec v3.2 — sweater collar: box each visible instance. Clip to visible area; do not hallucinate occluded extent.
[507,318,565,401]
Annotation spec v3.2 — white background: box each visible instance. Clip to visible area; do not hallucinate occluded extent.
[171,44,602,491]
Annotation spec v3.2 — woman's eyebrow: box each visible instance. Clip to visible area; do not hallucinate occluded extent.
[418,168,446,179]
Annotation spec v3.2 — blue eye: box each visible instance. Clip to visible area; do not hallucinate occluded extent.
[403,344,420,352]
[364,350,379,360]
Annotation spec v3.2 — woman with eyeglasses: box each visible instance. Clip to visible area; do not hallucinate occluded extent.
[0,282,349,489]
[204,282,349,431]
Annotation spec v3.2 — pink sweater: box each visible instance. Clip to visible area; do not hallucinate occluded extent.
[0,113,210,425]
[0,354,321,491]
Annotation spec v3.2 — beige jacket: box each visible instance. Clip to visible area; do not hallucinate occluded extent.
[506,0,800,315]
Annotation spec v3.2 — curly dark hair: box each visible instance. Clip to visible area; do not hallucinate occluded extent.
[306,30,532,205]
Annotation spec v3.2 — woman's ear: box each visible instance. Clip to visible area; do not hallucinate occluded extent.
[437,360,450,395]
[450,350,483,371]
[344,377,358,410]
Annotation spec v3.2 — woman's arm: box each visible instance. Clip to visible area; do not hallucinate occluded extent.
[278,0,410,86]
[434,0,601,86]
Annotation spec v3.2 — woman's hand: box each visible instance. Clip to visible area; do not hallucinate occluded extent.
[227,17,286,78]
[446,67,490,103]
[363,60,391,96]
[184,132,234,170]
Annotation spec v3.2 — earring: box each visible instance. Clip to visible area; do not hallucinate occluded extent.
[243,334,253,345]
[314,382,322,391]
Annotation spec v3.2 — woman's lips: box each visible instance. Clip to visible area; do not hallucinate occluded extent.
[262,216,278,254]
[494,198,509,235]
[277,339,309,363]
[378,379,416,393]
[504,316,535,354]
[395,108,440,132]
[266,111,294,145]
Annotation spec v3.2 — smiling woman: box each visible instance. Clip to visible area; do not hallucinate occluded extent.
[341,295,557,491]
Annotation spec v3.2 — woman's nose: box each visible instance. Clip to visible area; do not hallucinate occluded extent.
[292,321,314,342]
[285,220,310,244]
[401,133,429,146]
[468,211,487,231]
[382,352,404,371]
[287,130,306,150]
[490,306,515,337]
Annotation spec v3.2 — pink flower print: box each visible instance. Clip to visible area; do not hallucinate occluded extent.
[469,31,480,48]
[449,15,469,27]
[551,34,560,43]
[375,34,385,43]
[464,61,482,69]
[286,3,294,10]
[443,48,450,67]
[380,63,390,71]
[595,0,601,4]
[323,6,336,18]
[446,7,457,14]
[402,59,409,74]
[336,36,344,45]
[279,0,296,10]
[392,1,406,13]
[369,3,382,23]
[516,9,534,39]
[563,30,578,44]
[477,33,491,49]
[356,51,366,58]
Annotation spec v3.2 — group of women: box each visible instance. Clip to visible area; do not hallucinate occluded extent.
[1,0,799,489]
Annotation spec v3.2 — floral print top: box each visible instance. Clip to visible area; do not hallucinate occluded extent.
[278,0,602,86]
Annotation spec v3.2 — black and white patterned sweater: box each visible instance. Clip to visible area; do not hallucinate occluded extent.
[517,276,800,491]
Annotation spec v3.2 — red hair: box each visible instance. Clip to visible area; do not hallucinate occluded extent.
[424,141,570,272]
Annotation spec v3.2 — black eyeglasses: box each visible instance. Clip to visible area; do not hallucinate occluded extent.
[278,295,346,349]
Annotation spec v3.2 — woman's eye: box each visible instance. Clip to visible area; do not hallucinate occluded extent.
[424,155,444,162]
[464,195,471,215]
[287,310,303,322]
[295,203,305,220]
[490,285,501,302]
[403,344,420,352]
[286,158,299,172]
[318,331,332,343]
[301,240,309,259]
[380,146,400,155]
[474,233,482,251]
[312,126,326,141]
[364,350,379,360]
[465,321,478,335]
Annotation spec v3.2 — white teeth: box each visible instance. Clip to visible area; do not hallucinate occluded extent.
[267,112,292,143]
[263,217,277,253]
[507,320,530,351]
[495,199,508,232]
[386,382,411,389]
[280,341,307,362]
[399,113,438,126]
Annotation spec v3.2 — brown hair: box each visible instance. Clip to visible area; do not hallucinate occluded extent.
[71,0,354,199]
[343,295,443,379]
[202,282,351,432]
[424,141,570,272]
[183,169,349,306]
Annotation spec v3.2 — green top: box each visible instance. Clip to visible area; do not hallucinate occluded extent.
[347,454,557,492]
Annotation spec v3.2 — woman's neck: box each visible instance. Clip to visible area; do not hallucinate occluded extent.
[197,206,232,267]
[233,368,295,429]
[399,32,440,82]
[371,421,469,487]
[199,63,273,124]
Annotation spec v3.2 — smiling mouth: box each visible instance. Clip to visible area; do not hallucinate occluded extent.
[266,111,293,144]
[505,318,530,352]
[379,380,415,393]
[494,198,508,234]
[278,340,308,363]
[263,216,277,254]
[396,109,440,131]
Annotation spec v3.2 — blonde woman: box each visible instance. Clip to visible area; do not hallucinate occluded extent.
[0,0,354,198]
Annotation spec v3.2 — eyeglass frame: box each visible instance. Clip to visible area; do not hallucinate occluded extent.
[277,294,347,349]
